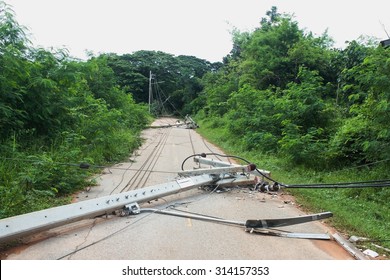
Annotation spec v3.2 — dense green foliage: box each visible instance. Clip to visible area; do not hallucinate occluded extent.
[0,2,219,219]
[191,7,390,248]
[0,3,150,218]
[192,7,390,172]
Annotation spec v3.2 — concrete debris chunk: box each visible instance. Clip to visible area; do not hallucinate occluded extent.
[363,249,379,258]
[349,235,369,243]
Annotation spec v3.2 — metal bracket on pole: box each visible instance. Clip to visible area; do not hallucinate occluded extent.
[122,203,141,215]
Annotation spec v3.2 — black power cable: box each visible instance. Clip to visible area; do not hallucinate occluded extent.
[286,180,390,189]
[181,152,285,186]
[181,153,390,190]
[4,154,390,190]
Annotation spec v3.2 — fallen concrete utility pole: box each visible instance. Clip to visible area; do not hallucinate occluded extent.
[0,174,215,243]
[184,115,199,129]
[0,159,262,244]
[0,157,333,244]
[147,115,198,129]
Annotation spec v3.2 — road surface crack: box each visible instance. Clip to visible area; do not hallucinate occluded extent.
[65,219,98,260]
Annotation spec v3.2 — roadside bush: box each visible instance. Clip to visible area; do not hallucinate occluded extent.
[0,3,150,218]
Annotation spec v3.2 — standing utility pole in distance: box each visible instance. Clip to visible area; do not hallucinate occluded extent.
[148,71,152,113]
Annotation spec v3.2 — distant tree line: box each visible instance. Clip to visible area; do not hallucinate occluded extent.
[104,51,221,115]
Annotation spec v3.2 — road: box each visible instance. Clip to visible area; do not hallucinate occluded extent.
[2,118,353,260]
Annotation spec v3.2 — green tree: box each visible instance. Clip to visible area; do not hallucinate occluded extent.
[0,2,30,138]
[277,67,335,165]
[239,12,303,89]
[330,46,390,164]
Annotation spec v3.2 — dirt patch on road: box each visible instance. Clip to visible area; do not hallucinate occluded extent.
[313,235,355,260]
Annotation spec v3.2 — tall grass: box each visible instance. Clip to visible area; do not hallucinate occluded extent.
[0,127,144,219]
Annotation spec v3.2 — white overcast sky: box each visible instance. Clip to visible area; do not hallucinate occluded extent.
[4,0,390,62]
